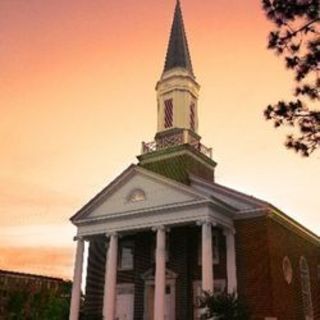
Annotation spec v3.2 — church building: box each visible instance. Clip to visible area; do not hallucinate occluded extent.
[69,1,320,319]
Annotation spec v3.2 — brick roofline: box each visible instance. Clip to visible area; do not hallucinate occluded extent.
[189,174,320,244]
[0,268,68,282]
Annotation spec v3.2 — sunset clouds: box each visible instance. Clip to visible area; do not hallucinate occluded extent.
[0,246,73,279]
[0,0,319,278]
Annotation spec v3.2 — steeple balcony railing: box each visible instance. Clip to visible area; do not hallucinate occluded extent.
[141,130,212,159]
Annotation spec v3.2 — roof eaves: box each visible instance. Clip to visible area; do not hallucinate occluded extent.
[70,164,137,222]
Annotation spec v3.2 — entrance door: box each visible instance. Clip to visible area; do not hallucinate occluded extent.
[145,284,155,320]
[116,284,134,320]
[164,283,175,320]
[144,281,175,320]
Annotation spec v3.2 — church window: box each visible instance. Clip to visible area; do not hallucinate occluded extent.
[164,99,173,128]
[127,189,146,203]
[300,256,314,320]
[115,284,135,320]
[118,240,134,270]
[190,103,195,131]
[283,256,293,284]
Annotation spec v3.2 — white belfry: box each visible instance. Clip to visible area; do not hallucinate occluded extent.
[155,0,200,136]
[224,228,237,294]
[69,237,85,320]
[154,226,166,320]
[103,233,118,320]
[201,221,214,293]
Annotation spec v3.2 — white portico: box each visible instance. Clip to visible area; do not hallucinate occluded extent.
[69,1,242,319]
[69,165,239,320]
[68,1,320,319]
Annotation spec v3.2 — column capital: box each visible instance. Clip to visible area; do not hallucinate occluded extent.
[196,219,217,227]
[222,227,236,236]
[73,236,84,242]
[105,232,118,238]
[151,225,169,232]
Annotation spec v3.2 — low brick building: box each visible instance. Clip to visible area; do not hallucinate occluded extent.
[0,269,71,319]
[68,1,320,320]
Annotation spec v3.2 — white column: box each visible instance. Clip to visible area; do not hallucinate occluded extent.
[183,129,189,144]
[154,226,166,320]
[69,237,85,320]
[224,228,237,294]
[201,221,214,293]
[103,233,118,320]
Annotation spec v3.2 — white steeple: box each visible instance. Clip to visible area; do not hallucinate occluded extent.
[156,0,200,136]
[139,0,215,183]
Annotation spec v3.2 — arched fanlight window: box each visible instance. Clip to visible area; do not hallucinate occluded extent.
[300,256,314,320]
[127,189,146,203]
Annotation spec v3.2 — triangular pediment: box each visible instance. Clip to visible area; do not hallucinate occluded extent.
[71,165,208,223]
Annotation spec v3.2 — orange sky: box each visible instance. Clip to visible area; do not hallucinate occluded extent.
[0,0,319,279]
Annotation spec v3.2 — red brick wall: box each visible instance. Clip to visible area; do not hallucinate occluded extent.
[235,217,274,320]
[235,215,320,320]
[0,271,69,320]
[267,217,320,320]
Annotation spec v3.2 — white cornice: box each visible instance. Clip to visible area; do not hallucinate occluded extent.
[76,199,210,226]
[76,203,234,238]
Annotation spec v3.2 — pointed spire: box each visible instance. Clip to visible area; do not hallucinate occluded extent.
[163,0,194,76]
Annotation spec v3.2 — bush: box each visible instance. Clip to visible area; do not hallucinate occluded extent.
[198,291,249,320]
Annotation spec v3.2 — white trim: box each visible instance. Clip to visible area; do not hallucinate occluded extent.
[76,205,234,238]
[72,165,215,223]
[233,211,267,219]
[77,199,209,225]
